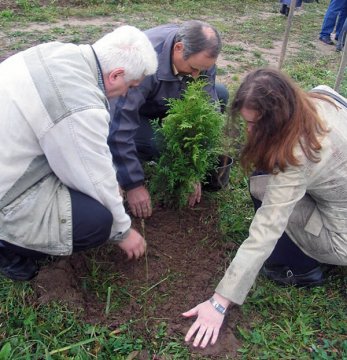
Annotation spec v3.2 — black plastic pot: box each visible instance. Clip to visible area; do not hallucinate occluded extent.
[204,155,233,191]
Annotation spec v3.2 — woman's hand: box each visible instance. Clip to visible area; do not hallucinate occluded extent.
[182,294,231,348]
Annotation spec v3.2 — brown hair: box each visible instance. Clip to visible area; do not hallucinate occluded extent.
[231,68,330,173]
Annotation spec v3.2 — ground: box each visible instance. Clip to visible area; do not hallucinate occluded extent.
[32,197,242,358]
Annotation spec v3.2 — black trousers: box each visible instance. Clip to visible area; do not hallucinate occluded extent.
[0,188,113,260]
[251,195,320,273]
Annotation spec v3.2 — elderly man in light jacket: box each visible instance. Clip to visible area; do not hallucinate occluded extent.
[0,25,158,281]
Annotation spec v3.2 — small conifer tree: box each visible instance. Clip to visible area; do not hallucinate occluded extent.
[150,80,225,208]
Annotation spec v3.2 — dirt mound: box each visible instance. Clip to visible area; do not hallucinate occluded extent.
[32,198,243,358]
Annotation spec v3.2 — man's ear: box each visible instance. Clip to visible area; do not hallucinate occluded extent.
[108,68,125,83]
[173,42,184,54]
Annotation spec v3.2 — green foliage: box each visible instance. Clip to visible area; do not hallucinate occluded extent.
[237,274,347,359]
[150,80,225,208]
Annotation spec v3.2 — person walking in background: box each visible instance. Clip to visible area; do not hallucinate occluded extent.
[279,0,302,16]
[183,68,347,349]
[319,0,347,45]
[0,26,158,281]
[336,16,347,50]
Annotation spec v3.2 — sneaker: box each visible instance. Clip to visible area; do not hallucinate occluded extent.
[0,252,38,281]
[261,265,326,287]
[319,36,334,45]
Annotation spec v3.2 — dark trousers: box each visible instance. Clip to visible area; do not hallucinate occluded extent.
[134,83,229,161]
[251,195,320,273]
[0,188,113,261]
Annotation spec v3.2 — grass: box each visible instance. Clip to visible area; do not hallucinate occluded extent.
[0,0,347,359]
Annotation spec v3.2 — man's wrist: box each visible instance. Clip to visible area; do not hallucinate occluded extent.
[111,228,131,242]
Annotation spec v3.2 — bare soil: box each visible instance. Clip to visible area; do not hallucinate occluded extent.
[32,198,243,358]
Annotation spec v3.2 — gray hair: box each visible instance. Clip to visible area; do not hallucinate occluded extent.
[174,20,221,60]
[93,25,158,82]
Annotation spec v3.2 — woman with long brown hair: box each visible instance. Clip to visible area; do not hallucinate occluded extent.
[183,68,347,348]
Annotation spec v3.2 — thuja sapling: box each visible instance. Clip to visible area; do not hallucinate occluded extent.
[150,80,225,208]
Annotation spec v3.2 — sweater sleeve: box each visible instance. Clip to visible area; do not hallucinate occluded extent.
[108,76,156,190]
[204,65,219,104]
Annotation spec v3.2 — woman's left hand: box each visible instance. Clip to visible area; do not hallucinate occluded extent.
[182,299,226,348]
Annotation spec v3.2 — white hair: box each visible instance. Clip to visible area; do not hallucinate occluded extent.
[93,25,158,81]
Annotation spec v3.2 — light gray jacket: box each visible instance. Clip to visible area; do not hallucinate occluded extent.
[0,42,130,255]
[216,87,347,305]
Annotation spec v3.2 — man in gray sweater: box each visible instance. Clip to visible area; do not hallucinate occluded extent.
[108,20,228,219]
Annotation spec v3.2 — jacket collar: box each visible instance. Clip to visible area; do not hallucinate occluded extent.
[79,44,109,111]
[156,30,178,82]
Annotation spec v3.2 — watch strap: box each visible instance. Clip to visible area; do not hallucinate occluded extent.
[209,297,226,315]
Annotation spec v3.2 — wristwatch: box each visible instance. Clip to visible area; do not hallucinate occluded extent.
[112,228,130,242]
[209,297,226,315]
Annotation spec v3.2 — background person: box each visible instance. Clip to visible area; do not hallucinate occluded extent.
[183,68,347,348]
[319,0,347,45]
[336,16,347,51]
[108,20,229,219]
[279,0,302,17]
[0,25,158,281]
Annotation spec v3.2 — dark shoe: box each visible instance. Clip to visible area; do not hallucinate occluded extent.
[336,46,342,52]
[0,253,38,281]
[280,4,289,16]
[319,36,334,45]
[261,265,326,287]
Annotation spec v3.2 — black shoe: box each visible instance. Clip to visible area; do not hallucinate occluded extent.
[280,4,289,16]
[0,253,38,281]
[319,36,334,45]
[261,265,325,287]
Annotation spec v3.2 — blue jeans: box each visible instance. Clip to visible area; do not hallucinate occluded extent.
[319,0,347,40]
[280,0,302,8]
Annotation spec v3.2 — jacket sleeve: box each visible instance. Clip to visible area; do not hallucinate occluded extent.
[215,165,308,305]
[108,76,156,190]
[39,107,131,241]
[204,65,219,104]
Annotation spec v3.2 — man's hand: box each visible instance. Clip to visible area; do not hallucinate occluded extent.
[117,228,147,259]
[188,182,202,207]
[126,185,152,218]
[182,293,230,348]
